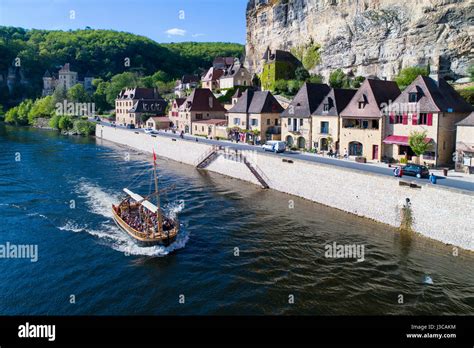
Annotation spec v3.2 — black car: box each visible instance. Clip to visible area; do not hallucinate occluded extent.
[399,164,430,178]
[126,124,135,129]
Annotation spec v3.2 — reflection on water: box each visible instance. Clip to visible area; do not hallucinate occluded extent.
[0,124,473,315]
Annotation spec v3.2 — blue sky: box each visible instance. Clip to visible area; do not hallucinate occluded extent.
[0,0,248,43]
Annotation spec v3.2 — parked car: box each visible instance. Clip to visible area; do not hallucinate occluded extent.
[126,124,135,129]
[394,164,430,178]
[262,141,286,153]
[144,128,156,134]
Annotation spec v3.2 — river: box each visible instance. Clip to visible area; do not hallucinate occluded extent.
[0,124,473,315]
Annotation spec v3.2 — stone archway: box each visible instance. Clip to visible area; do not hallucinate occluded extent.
[286,135,294,147]
[297,137,306,149]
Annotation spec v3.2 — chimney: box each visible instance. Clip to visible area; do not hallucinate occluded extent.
[429,55,440,85]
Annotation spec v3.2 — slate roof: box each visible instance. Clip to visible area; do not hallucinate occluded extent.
[457,112,474,127]
[313,88,357,116]
[129,99,168,115]
[181,75,200,84]
[390,75,473,113]
[340,79,401,118]
[202,67,224,82]
[173,98,186,107]
[213,57,235,68]
[228,90,284,114]
[179,88,227,112]
[117,88,162,100]
[280,83,331,118]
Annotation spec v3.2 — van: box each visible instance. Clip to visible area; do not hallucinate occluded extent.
[262,141,286,153]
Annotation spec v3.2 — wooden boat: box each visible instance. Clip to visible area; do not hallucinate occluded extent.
[112,152,179,247]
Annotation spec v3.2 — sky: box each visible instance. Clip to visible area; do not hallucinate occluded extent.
[0,0,248,43]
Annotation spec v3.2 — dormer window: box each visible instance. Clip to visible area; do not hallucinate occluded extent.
[358,94,368,109]
[323,104,330,112]
[358,102,365,109]
[408,92,418,103]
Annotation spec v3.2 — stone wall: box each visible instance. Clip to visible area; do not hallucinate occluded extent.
[97,125,474,251]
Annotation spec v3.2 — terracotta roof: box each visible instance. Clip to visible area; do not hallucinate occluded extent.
[313,88,357,116]
[340,79,401,118]
[179,88,226,112]
[457,112,474,126]
[149,116,171,122]
[281,83,331,118]
[193,119,227,125]
[390,75,473,113]
[228,90,284,114]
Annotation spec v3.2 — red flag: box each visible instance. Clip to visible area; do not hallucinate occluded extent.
[153,149,157,163]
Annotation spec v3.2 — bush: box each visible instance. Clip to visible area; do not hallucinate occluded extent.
[329,69,347,89]
[459,88,474,106]
[49,115,61,129]
[58,115,73,130]
[395,66,429,90]
[274,80,288,94]
[400,157,408,164]
[73,120,96,136]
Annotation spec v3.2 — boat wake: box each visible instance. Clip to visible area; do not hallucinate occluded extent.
[67,180,189,257]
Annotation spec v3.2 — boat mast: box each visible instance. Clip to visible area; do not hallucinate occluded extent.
[153,152,163,234]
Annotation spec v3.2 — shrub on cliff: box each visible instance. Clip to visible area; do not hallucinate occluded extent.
[58,115,73,131]
[395,66,429,90]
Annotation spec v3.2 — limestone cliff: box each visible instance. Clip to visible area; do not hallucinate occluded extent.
[245,0,473,81]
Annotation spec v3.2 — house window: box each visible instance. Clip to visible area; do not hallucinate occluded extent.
[233,118,240,125]
[320,121,329,134]
[408,93,418,103]
[299,119,303,126]
[266,119,271,125]
[251,119,258,126]
[323,104,330,112]
[372,120,379,129]
[358,102,365,109]
[196,113,203,120]
[396,115,403,124]
[362,120,369,129]
[419,113,428,125]
[275,119,279,126]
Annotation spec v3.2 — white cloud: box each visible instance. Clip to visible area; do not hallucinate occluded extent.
[165,28,186,36]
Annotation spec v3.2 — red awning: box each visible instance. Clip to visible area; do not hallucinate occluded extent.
[383,135,432,146]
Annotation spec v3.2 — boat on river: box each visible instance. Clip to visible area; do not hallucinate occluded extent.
[112,151,179,247]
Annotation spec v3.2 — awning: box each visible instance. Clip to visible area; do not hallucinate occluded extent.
[383,135,432,146]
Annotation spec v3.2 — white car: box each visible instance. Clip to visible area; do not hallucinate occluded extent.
[262,141,286,153]
[144,128,158,134]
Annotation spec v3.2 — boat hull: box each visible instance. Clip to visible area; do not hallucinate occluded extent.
[112,205,178,247]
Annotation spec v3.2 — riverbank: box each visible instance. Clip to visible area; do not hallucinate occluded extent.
[96,125,474,251]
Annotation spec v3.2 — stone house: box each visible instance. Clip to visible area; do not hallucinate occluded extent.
[455,112,474,173]
[339,79,401,161]
[192,119,227,139]
[202,67,224,91]
[280,83,331,149]
[385,75,472,166]
[227,89,284,143]
[219,60,253,90]
[146,116,173,130]
[115,88,168,127]
[42,63,94,96]
[177,88,227,134]
[168,98,186,123]
[174,75,200,97]
[312,88,357,153]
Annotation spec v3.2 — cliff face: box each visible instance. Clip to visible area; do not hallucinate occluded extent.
[245,0,473,81]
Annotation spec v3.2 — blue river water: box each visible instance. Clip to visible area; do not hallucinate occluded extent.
[0,124,473,315]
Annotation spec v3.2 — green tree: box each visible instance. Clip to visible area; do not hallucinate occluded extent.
[329,69,347,88]
[351,76,366,89]
[52,84,67,105]
[73,119,96,136]
[287,80,303,95]
[28,96,55,124]
[468,64,474,82]
[0,105,3,115]
[308,74,323,84]
[105,72,142,106]
[274,80,288,94]
[395,66,429,90]
[92,79,111,113]
[409,130,430,164]
[67,84,89,103]
[295,66,310,81]
[5,106,20,124]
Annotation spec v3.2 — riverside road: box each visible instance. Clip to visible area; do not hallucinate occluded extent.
[101,123,474,193]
